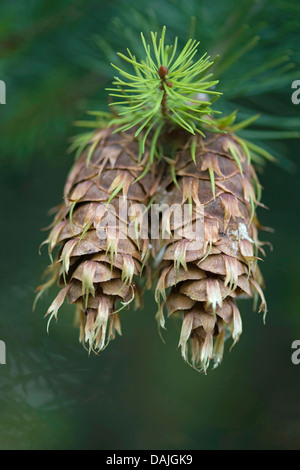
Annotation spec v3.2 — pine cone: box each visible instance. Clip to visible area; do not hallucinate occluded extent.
[154,131,268,372]
[38,127,157,352]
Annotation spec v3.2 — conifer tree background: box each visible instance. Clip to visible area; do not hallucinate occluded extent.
[0,0,299,450]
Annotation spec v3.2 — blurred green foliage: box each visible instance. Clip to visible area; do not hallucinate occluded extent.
[0,0,299,450]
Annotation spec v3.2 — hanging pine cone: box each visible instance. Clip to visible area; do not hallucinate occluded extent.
[37,127,158,352]
[154,130,268,371]
[37,27,282,373]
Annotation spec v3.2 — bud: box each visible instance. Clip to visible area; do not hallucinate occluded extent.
[158,65,168,79]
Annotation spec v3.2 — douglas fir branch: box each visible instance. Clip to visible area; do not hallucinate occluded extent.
[37,28,274,373]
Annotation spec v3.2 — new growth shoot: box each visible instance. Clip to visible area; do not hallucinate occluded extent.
[107,26,222,140]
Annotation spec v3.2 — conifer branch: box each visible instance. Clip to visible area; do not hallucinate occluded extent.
[107,26,222,137]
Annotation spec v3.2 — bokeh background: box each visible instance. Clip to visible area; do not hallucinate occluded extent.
[0,0,299,450]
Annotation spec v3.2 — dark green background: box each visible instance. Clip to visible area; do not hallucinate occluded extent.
[0,0,299,450]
